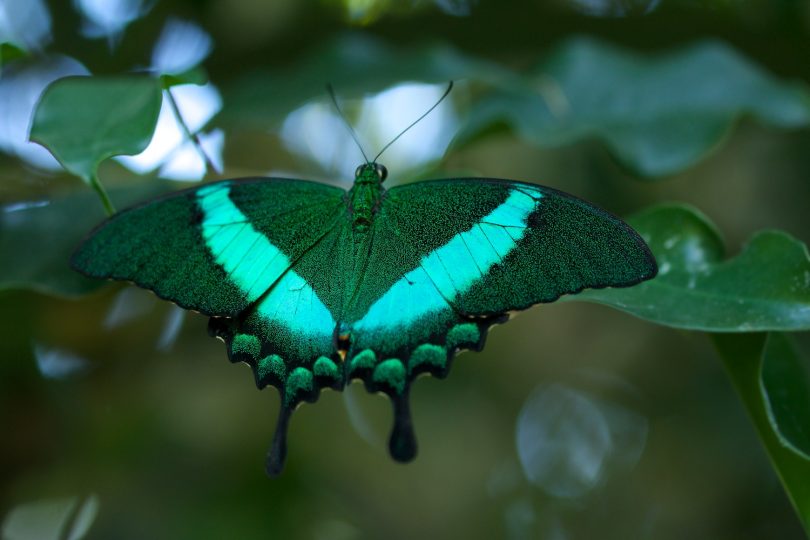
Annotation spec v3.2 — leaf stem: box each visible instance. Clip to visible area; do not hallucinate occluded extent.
[90,173,115,215]
[163,87,219,175]
[713,333,810,536]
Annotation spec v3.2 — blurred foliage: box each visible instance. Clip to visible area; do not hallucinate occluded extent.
[1,493,98,540]
[0,184,167,296]
[2,0,810,539]
[222,34,514,127]
[458,37,810,176]
[224,34,810,177]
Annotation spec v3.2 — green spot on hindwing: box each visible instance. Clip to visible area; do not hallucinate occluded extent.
[408,344,447,374]
[349,349,377,376]
[373,359,406,395]
[232,333,261,360]
[285,367,314,405]
[447,323,480,350]
[257,354,286,386]
[313,356,339,382]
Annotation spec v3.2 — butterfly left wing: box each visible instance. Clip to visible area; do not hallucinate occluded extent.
[344,178,656,461]
[73,178,350,475]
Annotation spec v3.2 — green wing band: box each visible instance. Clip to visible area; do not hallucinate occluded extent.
[353,187,539,336]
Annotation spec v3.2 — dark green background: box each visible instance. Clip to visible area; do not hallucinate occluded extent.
[2,1,810,538]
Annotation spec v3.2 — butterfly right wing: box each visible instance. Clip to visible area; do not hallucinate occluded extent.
[343,178,656,463]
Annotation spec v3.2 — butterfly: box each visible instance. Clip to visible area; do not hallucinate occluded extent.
[70,86,657,476]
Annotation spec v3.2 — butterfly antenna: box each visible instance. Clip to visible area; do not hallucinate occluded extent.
[372,80,454,163]
[326,84,370,163]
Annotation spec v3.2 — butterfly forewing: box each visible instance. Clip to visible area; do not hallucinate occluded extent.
[71,178,346,317]
[348,179,656,361]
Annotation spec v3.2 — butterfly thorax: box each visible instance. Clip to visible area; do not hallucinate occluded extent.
[349,163,387,234]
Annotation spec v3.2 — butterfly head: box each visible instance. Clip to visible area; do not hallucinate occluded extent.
[331,82,453,187]
[354,162,388,184]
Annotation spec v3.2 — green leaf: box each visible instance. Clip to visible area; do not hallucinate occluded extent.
[0,184,170,297]
[714,334,810,535]
[570,204,810,331]
[223,33,514,128]
[459,37,810,176]
[30,75,163,214]
[761,333,810,458]
[30,75,162,182]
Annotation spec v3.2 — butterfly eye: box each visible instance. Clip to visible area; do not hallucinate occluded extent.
[375,164,388,181]
[355,165,365,178]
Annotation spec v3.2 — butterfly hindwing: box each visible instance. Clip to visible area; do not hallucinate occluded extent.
[214,223,349,395]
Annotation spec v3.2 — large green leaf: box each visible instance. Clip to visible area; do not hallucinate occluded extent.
[570,204,810,331]
[714,333,810,535]
[459,37,810,176]
[30,75,162,183]
[0,184,169,297]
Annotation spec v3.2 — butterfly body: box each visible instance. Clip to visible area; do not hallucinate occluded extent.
[72,163,656,475]
[348,163,387,233]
